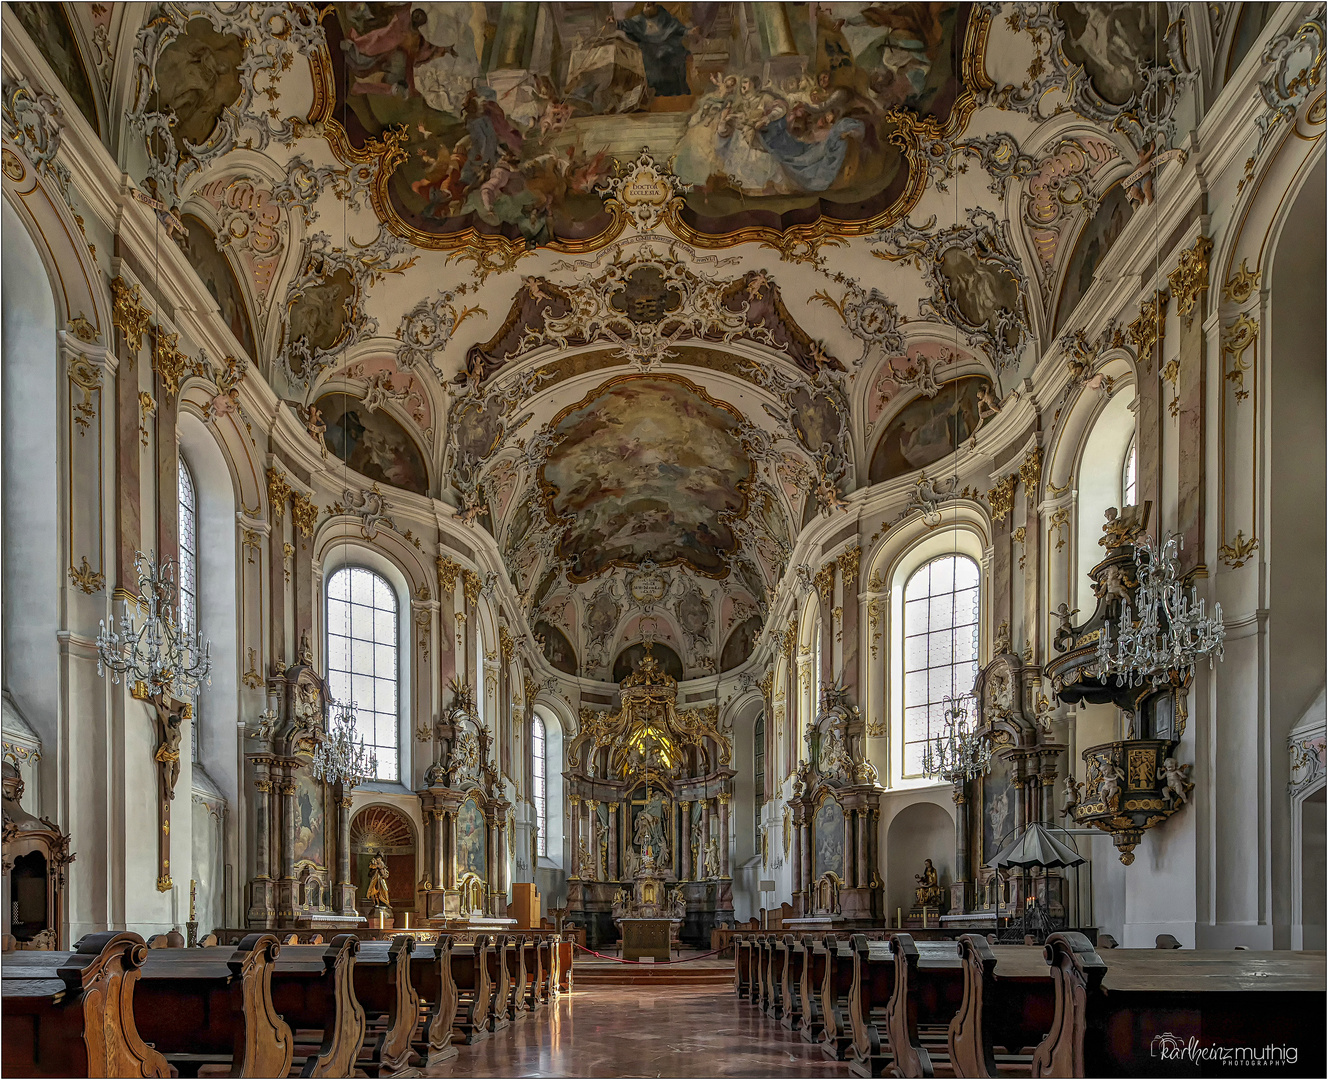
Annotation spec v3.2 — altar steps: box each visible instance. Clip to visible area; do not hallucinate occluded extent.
[574,954,734,987]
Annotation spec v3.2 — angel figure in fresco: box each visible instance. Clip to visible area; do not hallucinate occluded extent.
[365,853,391,910]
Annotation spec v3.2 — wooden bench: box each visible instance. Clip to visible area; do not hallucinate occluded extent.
[778,934,804,1031]
[848,935,895,1077]
[450,936,492,1044]
[947,936,1054,1078]
[1032,932,1327,1077]
[134,933,293,1077]
[353,937,420,1076]
[884,933,965,1079]
[765,935,786,1018]
[503,934,529,1019]
[734,935,754,999]
[821,936,857,1060]
[1,931,171,1078]
[407,935,458,1066]
[796,935,831,1045]
[269,935,366,1078]
[485,935,513,1030]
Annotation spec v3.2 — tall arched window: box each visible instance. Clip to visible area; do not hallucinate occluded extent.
[753,712,765,837]
[1122,436,1138,506]
[178,455,200,761]
[812,621,823,719]
[326,566,399,782]
[531,711,547,857]
[902,554,980,778]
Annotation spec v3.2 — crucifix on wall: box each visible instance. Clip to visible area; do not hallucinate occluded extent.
[138,687,190,893]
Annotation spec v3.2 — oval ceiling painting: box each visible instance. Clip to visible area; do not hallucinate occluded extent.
[540,375,753,581]
[316,394,429,496]
[868,375,992,485]
[321,3,984,252]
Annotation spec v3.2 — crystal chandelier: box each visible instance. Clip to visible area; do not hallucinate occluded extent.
[1096,533,1225,689]
[96,550,211,701]
[311,698,378,790]
[923,693,992,782]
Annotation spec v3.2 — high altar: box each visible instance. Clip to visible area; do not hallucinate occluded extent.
[565,654,734,947]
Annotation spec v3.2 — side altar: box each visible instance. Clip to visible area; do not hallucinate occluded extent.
[565,653,734,947]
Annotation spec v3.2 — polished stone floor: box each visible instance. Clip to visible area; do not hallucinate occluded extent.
[445,987,843,1078]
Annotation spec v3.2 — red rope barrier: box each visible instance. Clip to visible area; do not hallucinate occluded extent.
[573,942,727,966]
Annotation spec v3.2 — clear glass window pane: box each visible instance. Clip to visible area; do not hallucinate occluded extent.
[531,713,547,858]
[178,456,200,761]
[327,566,399,781]
[901,553,982,778]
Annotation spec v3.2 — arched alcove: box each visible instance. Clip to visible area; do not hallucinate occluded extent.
[1,197,60,810]
[885,801,954,920]
[1074,386,1137,615]
[350,804,417,917]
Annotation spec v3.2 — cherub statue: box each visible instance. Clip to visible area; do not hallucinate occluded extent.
[1061,775,1082,817]
[1051,603,1080,652]
[1162,757,1191,805]
[1098,760,1124,808]
[976,384,1002,422]
[1095,562,1134,605]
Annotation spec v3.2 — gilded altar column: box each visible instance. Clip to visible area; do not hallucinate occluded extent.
[842,809,853,890]
[854,809,867,888]
[799,820,811,906]
[718,794,731,877]
[607,802,619,880]
[569,796,581,878]
[678,801,691,879]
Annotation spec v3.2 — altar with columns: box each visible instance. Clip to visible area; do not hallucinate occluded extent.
[564,653,735,947]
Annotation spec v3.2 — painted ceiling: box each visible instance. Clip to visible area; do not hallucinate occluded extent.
[8,0,1253,682]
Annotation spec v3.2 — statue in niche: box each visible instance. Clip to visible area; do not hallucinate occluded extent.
[703,835,720,879]
[365,853,391,910]
[632,802,669,869]
[691,818,702,874]
[915,859,944,907]
[1162,758,1191,805]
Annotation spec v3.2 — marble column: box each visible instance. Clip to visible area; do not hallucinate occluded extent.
[608,803,619,881]
[679,801,691,879]
[569,797,581,878]
[1013,779,1027,836]
[700,800,711,877]
[253,777,271,879]
[336,794,351,886]
[280,776,296,879]
[854,810,867,888]
[842,809,853,890]
[587,800,599,881]
[799,821,811,905]
[447,810,458,889]
[718,795,730,877]
[953,793,969,883]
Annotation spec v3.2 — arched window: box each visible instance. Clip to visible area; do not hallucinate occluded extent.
[1122,436,1138,506]
[753,712,765,837]
[812,620,823,720]
[902,554,980,778]
[178,455,200,761]
[326,566,399,782]
[531,711,547,857]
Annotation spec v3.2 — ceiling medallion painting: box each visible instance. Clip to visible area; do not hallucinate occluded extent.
[538,374,754,582]
[313,3,991,257]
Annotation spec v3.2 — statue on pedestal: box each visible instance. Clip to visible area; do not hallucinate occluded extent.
[914,859,944,908]
[703,835,720,879]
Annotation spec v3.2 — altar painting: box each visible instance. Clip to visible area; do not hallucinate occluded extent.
[293,772,326,868]
[981,753,1014,865]
[813,796,845,882]
[457,796,487,879]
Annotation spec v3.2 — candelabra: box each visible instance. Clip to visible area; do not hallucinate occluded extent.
[1096,533,1225,689]
[923,693,992,782]
[95,550,211,701]
[312,698,378,790]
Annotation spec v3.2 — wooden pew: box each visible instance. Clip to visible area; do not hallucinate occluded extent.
[821,936,858,1061]
[518,937,544,1012]
[947,936,1055,1078]
[1,931,171,1078]
[503,934,529,1018]
[486,935,513,1030]
[765,935,785,1017]
[884,933,965,1079]
[450,936,492,1044]
[779,934,804,1031]
[1032,932,1327,1078]
[848,934,895,1078]
[734,934,753,999]
[797,935,831,1044]
[269,934,366,1078]
[133,933,293,1077]
[408,936,458,1067]
[556,932,574,994]
[748,936,766,1009]
[353,937,420,1076]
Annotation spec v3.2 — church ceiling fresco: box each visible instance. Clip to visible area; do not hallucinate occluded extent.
[8,0,1244,680]
[319,2,989,255]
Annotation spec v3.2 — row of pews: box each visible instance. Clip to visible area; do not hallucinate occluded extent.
[734,931,1326,1078]
[2,929,575,1077]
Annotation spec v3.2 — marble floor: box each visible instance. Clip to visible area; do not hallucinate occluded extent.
[445,987,844,1078]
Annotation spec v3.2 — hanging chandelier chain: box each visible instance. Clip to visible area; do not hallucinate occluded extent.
[923,692,991,783]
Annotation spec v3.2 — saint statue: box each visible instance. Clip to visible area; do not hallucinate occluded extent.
[914,858,944,908]
[703,834,720,879]
[365,853,391,910]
